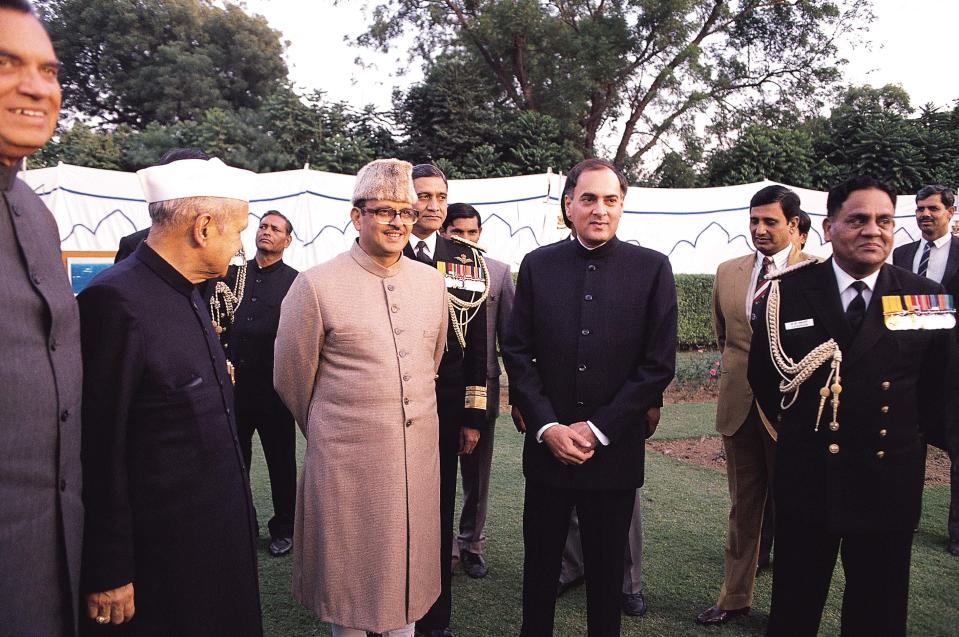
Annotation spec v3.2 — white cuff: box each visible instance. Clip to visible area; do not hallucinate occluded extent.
[587,420,610,446]
[535,422,559,443]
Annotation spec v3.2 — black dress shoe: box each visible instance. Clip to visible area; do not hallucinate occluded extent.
[557,575,584,597]
[268,536,293,557]
[460,549,488,578]
[947,540,959,556]
[695,605,749,625]
[621,592,648,616]
[756,556,771,575]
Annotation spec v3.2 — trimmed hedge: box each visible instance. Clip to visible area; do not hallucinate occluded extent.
[509,271,717,349]
[676,273,716,348]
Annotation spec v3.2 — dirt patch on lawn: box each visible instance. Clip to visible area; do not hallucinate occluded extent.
[647,437,951,487]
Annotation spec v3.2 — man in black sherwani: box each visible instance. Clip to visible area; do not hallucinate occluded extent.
[77,157,263,635]
[748,176,955,637]
[503,158,677,637]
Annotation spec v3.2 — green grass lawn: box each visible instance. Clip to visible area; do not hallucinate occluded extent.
[249,408,959,636]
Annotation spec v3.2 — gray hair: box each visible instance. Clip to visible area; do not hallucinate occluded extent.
[148,196,230,230]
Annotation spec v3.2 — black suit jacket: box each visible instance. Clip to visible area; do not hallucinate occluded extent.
[748,259,953,533]
[892,235,959,286]
[77,242,262,635]
[403,234,488,430]
[503,237,677,491]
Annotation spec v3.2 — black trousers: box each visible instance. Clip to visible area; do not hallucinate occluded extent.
[767,513,914,637]
[235,389,296,539]
[416,405,461,632]
[520,480,635,637]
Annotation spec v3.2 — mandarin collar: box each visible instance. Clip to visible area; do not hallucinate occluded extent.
[573,235,620,259]
[134,241,197,298]
[250,257,286,273]
[0,160,21,192]
[350,240,404,278]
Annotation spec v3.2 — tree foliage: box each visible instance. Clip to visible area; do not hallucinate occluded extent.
[356,0,872,167]
[37,0,289,126]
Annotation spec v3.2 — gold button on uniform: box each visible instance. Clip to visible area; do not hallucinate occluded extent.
[880,405,889,414]
[828,443,840,454]
[829,422,839,432]
[879,429,887,437]
[880,381,891,391]
[876,450,885,459]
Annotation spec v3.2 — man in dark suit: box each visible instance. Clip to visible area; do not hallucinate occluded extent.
[441,203,515,579]
[77,157,262,635]
[892,184,959,556]
[404,164,487,637]
[748,176,954,637]
[113,148,209,263]
[228,210,299,557]
[0,4,83,634]
[503,158,677,637]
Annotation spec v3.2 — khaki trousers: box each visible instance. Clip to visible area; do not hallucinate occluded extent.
[717,406,776,610]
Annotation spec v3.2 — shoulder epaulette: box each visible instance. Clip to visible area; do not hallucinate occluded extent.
[450,234,487,253]
[765,257,818,281]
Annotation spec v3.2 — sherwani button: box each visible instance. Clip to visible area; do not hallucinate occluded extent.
[387,284,395,291]
[828,443,840,454]
[587,264,597,271]
[584,294,593,301]
[399,350,408,358]
[581,329,590,336]
[880,405,889,413]
[405,419,413,428]
[880,381,891,391]
[391,304,399,313]
[403,397,410,405]
[577,364,587,372]
[403,374,411,381]
[394,328,402,335]
[879,429,887,437]
[876,450,885,459]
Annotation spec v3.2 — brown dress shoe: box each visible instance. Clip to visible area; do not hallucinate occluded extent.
[695,605,750,625]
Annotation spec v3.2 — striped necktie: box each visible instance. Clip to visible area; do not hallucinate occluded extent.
[917,240,935,278]
[753,257,773,304]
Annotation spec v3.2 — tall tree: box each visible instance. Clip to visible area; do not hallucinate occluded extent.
[37,0,288,127]
[354,0,872,168]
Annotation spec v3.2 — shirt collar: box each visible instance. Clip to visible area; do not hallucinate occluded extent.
[410,230,438,256]
[831,258,880,294]
[576,236,608,251]
[756,244,793,270]
[931,232,952,249]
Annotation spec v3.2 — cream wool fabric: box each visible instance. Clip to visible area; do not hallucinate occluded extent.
[274,241,447,633]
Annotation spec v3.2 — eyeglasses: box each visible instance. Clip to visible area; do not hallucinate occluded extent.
[359,207,419,225]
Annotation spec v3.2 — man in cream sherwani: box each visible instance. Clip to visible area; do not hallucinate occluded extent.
[274,159,448,637]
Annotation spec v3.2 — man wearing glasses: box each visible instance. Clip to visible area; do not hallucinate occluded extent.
[274,159,448,637]
[403,164,488,637]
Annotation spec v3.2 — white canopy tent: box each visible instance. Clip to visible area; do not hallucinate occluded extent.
[23,163,926,275]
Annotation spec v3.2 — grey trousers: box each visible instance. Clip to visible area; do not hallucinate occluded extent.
[457,379,499,554]
[559,488,644,594]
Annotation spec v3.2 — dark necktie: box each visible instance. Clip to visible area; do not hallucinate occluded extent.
[750,257,773,325]
[846,280,867,332]
[415,240,431,265]
[917,240,934,278]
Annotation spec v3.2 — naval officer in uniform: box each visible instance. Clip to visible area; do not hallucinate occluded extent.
[748,176,955,637]
[403,164,488,637]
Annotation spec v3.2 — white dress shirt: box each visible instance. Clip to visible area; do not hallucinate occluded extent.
[911,232,952,283]
[745,244,793,321]
[409,231,438,261]
[832,259,880,312]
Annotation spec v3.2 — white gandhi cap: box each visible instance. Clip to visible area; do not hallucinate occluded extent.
[136,158,256,204]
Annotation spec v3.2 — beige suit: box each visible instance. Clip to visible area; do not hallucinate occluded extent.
[711,248,811,610]
[274,242,448,633]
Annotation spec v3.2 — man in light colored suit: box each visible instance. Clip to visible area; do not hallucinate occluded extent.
[442,203,517,579]
[892,184,959,557]
[0,4,84,635]
[696,185,813,626]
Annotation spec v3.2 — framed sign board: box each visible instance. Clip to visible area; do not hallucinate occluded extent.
[62,251,116,295]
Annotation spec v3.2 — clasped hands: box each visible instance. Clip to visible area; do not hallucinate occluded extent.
[541,406,662,466]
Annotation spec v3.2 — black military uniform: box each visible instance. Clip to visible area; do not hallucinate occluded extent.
[748,258,953,637]
[226,258,299,542]
[78,242,262,636]
[404,234,487,634]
